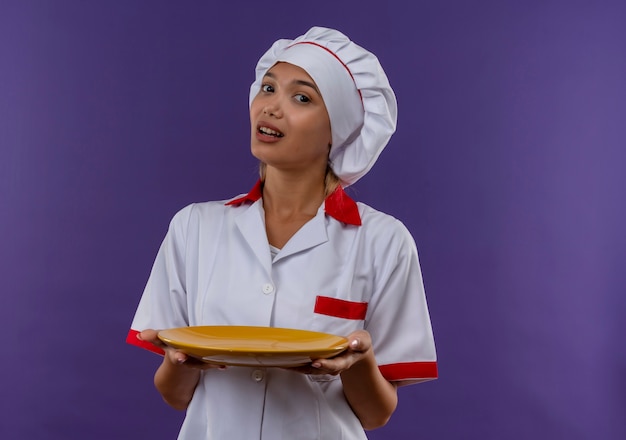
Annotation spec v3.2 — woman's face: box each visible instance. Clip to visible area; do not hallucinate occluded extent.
[250,62,332,175]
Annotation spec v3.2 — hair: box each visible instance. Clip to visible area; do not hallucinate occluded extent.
[258,162,341,197]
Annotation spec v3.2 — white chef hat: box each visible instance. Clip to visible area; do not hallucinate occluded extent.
[250,26,397,186]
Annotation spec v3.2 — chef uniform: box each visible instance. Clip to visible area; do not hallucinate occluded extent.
[127,27,437,440]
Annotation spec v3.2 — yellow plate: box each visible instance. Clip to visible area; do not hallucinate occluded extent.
[158,326,349,367]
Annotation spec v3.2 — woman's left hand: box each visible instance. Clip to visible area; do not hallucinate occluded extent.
[287,328,398,429]
[288,329,373,376]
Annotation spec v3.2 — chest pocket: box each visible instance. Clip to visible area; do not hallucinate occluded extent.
[314,296,368,319]
[311,295,368,337]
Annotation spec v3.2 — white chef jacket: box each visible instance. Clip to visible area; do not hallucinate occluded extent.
[127,181,437,440]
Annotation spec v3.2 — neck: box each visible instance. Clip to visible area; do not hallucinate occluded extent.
[262,168,326,218]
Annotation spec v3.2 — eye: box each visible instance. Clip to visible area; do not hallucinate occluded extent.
[261,84,274,93]
[295,94,310,103]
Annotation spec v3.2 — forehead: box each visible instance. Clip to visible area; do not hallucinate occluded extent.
[264,62,316,83]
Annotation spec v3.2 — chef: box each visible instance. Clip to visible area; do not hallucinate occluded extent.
[127,26,437,439]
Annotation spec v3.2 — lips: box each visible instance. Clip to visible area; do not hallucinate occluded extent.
[259,126,284,138]
[255,121,284,143]
[258,125,284,138]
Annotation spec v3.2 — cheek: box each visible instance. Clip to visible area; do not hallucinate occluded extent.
[324,121,332,145]
[315,118,332,146]
[249,95,263,119]
[249,107,262,134]
[314,109,332,145]
[301,112,330,137]
[249,104,258,122]
[299,120,328,149]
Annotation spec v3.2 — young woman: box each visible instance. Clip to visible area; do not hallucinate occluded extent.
[127,26,437,439]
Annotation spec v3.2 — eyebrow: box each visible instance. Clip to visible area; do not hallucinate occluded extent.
[264,72,321,96]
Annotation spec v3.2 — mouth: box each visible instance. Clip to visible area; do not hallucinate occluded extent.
[258,126,284,138]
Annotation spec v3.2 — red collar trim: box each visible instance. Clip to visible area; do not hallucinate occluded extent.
[324,185,362,226]
[225,180,263,205]
[225,180,362,226]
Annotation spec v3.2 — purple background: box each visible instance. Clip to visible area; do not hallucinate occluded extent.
[1,1,625,439]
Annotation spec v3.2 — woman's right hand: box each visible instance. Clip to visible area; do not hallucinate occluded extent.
[137,329,225,371]
[138,329,226,410]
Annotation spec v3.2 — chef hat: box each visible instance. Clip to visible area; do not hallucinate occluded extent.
[250,26,397,186]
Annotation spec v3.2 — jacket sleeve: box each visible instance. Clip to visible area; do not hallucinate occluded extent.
[125,204,194,355]
[365,219,438,385]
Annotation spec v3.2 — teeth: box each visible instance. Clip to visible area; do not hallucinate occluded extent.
[259,126,283,137]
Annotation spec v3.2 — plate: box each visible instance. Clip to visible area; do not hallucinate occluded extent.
[157,326,349,367]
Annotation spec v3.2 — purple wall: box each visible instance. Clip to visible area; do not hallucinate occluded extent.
[2,1,625,439]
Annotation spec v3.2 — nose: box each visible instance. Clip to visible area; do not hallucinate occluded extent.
[262,97,282,118]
